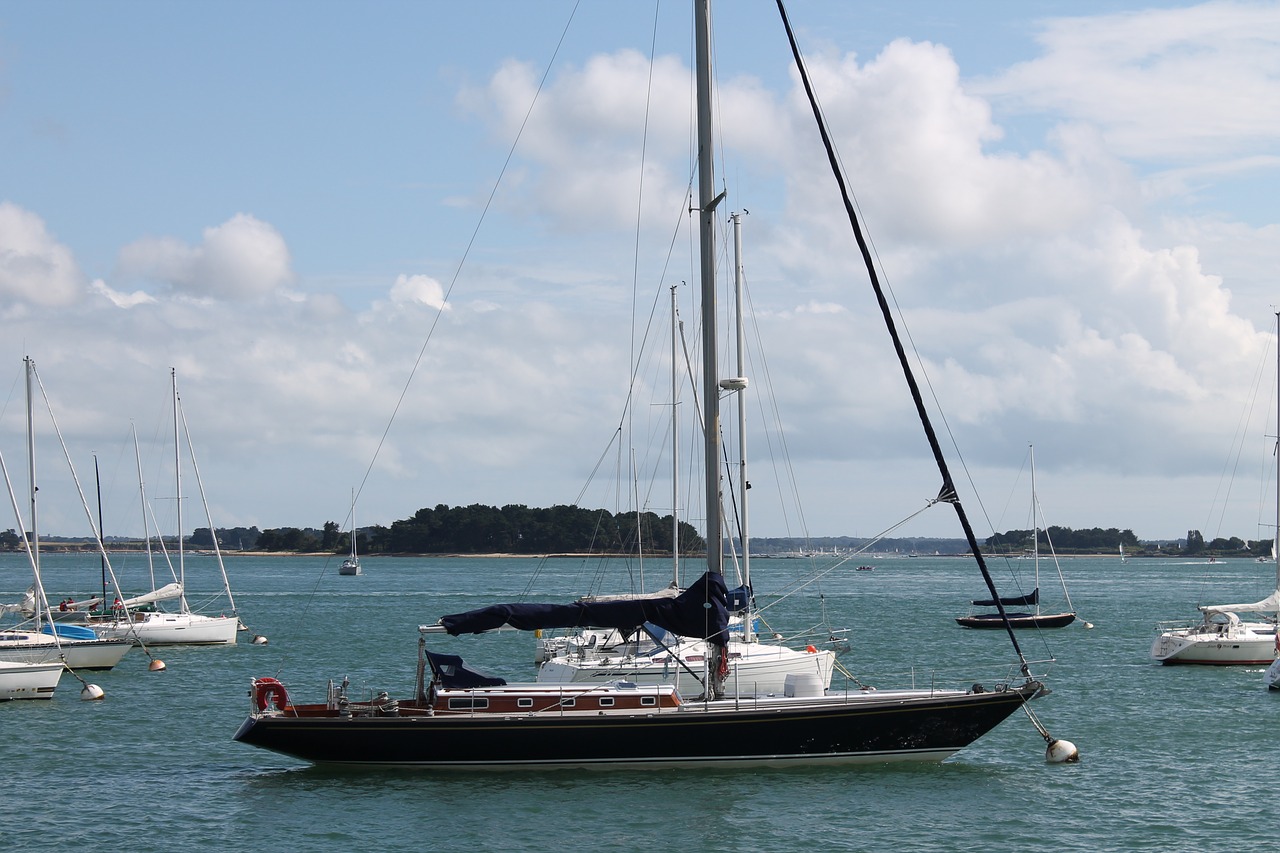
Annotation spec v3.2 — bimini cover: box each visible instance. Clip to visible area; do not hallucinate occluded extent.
[972,588,1038,607]
[424,650,507,688]
[440,570,729,649]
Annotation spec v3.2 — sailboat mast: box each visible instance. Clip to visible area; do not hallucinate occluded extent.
[1274,311,1279,593]
[95,454,106,609]
[731,211,752,641]
[1030,443,1040,617]
[24,358,37,583]
[695,0,721,580]
[775,0,1030,672]
[671,285,681,587]
[24,357,42,618]
[172,368,187,610]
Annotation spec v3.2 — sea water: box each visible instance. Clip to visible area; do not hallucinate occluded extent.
[1,551,1275,852]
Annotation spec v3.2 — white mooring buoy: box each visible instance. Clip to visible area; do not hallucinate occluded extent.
[80,683,105,701]
[252,634,268,645]
[1046,738,1080,764]
[149,658,167,672]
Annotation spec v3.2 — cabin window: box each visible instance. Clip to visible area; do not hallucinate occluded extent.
[447,697,489,710]
[560,698,576,708]
[599,697,615,708]
[517,697,533,708]
[641,696,656,707]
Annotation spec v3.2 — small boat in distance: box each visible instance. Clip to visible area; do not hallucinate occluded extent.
[957,445,1076,629]
[339,489,361,576]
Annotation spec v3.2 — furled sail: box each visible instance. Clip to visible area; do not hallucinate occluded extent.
[440,571,729,648]
[0,585,35,615]
[971,588,1038,608]
[122,582,183,608]
[1200,590,1280,616]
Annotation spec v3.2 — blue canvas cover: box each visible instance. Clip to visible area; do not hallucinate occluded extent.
[440,571,729,649]
[423,650,508,688]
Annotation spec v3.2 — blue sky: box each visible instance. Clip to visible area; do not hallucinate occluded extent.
[1,0,1279,551]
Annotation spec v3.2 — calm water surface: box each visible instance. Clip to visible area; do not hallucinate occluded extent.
[2,552,1275,852]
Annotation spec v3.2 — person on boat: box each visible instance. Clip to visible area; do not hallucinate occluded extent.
[67,597,76,611]
[113,597,123,611]
[58,599,67,612]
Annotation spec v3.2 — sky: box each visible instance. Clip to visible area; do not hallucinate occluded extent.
[1,0,1279,547]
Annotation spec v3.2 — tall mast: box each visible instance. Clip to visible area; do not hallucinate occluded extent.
[24,357,40,615]
[671,285,681,587]
[730,211,752,640]
[95,454,106,609]
[1274,311,1279,593]
[173,368,187,610]
[695,0,721,578]
[1030,443,1040,616]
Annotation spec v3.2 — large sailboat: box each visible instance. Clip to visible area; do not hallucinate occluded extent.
[233,0,1053,769]
[957,445,1077,629]
[1153,312,1280,666]
[94,370,240,646]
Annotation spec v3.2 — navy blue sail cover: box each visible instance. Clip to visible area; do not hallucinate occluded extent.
[424,650,507,688]
[971,587,1038,607]
[440,570,729,649]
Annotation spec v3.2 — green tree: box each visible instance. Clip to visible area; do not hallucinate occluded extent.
[1186,529,1204,555]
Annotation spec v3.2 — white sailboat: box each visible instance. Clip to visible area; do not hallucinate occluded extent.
[537,215,836,696]
[339,489,361,576]
[1154,313,1280,666]
[0,660,63,701]
[94,370,240,646]
[0,358,131,672]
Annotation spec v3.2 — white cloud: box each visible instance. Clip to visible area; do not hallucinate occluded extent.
[118,213,292,300]
[91,278,156,308]
[0,202,83,306]
[390,274,449,309]
[980,2,1280,162]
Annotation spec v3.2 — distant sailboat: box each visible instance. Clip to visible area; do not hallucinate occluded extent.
[956,445,1077,629]
[339,489,362,576]
[1120,543,1127,563]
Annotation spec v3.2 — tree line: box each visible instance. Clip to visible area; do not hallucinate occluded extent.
[220,503,705,556]
[984,525,1273,557]
[0,515,1269,559]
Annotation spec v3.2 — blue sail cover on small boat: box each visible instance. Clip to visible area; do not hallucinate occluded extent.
[971,588,1038,607]
[440,570,729,648]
